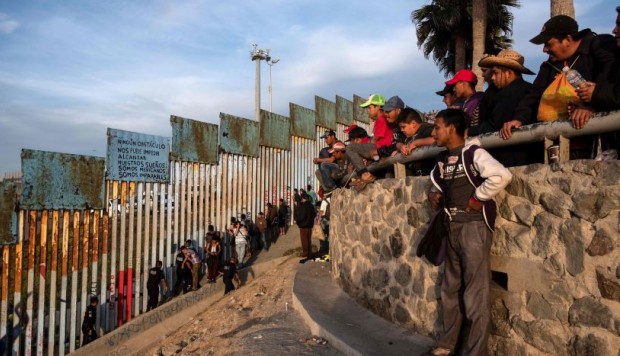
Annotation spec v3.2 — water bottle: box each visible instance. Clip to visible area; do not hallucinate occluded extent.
[563,66,586,90]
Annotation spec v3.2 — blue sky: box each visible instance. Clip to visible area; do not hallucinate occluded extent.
[0,0,615,173]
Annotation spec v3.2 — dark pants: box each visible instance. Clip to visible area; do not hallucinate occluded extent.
[299,227,312,258]
[224,278,235,294]
[173,268,184,296]
[345,142,376,173]
[147,286,159,311]
[81,326,97,346]
[183,268,192,293]
[207,257,219,281]
[438,220,491,356]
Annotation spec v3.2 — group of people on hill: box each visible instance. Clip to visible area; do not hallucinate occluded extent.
[143,199,294,309]
[309,11,620,356]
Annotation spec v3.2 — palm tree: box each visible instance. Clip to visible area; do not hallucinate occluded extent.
[472,0,487,91]
[412,0,519,77]
[551,0,574,18]
[412,1,468,74]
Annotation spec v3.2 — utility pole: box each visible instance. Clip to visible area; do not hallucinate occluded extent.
[250,44,271,121]
[267,57,280,112]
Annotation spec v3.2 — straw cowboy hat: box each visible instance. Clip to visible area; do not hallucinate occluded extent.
[478,49,535,75]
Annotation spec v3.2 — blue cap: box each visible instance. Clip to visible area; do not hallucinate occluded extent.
[384,96,405,112]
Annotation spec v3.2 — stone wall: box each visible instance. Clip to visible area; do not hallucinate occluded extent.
[330,160,620,355]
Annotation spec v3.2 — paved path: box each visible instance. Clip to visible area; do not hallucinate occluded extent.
[293,262,435,356]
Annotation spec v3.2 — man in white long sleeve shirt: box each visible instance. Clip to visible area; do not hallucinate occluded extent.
[429,109,512,356]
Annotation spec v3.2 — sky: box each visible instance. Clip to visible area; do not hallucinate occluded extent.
[0,0,615,173]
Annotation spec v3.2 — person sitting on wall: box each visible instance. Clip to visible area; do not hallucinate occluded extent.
[313,129,337,166]
[345,126,379,191]
[346,94,391,191]
[393,108,436,176]
[317,141,349,194]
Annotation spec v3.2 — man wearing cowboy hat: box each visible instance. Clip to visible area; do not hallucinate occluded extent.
[500,15,615,159]
[469,49,543,167]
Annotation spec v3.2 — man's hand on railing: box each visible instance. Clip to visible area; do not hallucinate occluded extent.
[570,106,593,130]
[400,143,414,156]
[500,120,522,139]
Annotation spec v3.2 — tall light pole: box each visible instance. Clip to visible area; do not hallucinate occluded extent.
[250,44,271,121]
[267,58,279,112]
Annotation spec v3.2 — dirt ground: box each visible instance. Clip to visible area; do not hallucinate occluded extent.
[144,237,341,356]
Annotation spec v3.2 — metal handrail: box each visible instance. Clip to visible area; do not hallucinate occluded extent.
[365,110,620,172]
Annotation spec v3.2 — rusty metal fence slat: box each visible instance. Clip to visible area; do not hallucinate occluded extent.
[14,212,24,356]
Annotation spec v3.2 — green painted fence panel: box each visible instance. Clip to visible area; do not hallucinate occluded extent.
[0,180,17,244]
[170,115,219,164]
[289,103,316,140]
[20,149,105,210]
[260,110,291,150]
[353,94,371,124]
[315,96,336,129]
[336,95,353,125]
[219,113,259,157]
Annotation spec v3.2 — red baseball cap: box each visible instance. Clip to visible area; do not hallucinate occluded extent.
[445,69,478,86]
[343,124,358,133]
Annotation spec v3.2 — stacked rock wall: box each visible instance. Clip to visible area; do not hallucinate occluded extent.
[330,161,620,355]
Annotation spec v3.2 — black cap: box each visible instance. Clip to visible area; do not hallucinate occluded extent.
[345,126,369,142]
[320,129,336,139]
[435,85,453,96]
[530,15,583,44]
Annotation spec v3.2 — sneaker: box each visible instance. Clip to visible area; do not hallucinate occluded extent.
[431,347,451,356]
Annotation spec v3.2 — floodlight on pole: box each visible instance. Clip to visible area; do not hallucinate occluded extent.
[250,44,271,121]
[267,58,279,112]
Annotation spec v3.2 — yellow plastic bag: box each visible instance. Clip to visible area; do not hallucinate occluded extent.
[537,71,578,122]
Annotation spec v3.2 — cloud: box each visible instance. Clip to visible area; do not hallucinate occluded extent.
[0,13,18,34]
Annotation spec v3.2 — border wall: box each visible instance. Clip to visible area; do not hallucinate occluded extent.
[0,94,370,355]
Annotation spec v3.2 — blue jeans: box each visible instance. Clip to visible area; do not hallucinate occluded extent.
[260,231,269,250]
[319,162,341,190]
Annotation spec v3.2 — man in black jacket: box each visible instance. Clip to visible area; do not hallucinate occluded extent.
[81,295,99,346]
[577,6,620,156]
[147,260,169,310]
[294,193,316,263]
[501,15,616,158]
[471,49,543,167]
